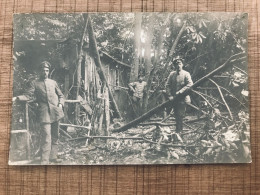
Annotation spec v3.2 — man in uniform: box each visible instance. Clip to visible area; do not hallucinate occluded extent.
[128,75,147,116]
[165,58,193,133]
[13,61,64,164]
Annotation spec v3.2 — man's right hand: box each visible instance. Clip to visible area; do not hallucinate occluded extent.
[129,86,135,92]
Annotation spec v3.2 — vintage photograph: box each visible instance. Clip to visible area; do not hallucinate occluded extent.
[9,13,251,165]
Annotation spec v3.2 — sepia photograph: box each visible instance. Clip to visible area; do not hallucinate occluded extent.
[9,12,251,165]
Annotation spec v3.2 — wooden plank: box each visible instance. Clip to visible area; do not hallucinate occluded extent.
[11,129,28,133]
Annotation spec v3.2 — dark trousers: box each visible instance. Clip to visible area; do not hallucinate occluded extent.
[40,121,59,164]
[173,102,186,133]
[132,96,143,116]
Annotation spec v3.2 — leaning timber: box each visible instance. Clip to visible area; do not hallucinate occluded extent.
[112,52,245,133]
[88,16,122,119]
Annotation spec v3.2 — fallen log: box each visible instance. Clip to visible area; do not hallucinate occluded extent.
[68,136,144,142]
[112,52,245,133]
[64,100,81,103]
[59,123,90,130]
[185,116,208,124]
[139,122,175,126]
[142,126,157,135]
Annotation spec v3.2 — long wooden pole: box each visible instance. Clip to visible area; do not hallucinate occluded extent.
[112,52,245,133]
[75,14,89,124]
[87,16,122,119]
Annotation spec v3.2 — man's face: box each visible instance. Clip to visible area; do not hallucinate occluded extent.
[138,77,143,82]
[175,60,183,72]
[40,67,49,79]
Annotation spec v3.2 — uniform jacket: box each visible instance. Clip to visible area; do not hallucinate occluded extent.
[18,78,64,123]
[165,70,193,103]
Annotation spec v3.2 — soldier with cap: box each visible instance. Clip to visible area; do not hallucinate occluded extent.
[13,61,64,164]
[165,58,193,134]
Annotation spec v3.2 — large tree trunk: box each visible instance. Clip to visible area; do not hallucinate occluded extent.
[87,16,122,119]
[142,14,155,112]
[143,14,172,112]
[74,14,89,124]
[112,52,244,133]
[144,15,154,79]
[130,13,142,82]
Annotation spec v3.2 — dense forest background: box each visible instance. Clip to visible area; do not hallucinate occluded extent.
[11,13,250,164]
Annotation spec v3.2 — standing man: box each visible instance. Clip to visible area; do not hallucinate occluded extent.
[13,61,64,164]
[128,75,147,116]
[165,58,193,133]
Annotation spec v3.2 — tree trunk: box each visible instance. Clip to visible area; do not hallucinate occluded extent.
[143,14,171,112]
[64,74,70,123]
[104,86,110,136]
[130,13,142,82]
[74,14,89,124]
[144,15,154,79]
[142,15,155,112]
[98,100,104,135]
[87,16,122,119]
[112,52,244,133]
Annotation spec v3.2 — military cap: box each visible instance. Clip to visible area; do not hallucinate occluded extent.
[172,57,184,66]
[40,61,51,70]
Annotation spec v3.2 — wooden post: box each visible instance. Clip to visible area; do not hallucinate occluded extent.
[104,87,110,136]
[98,97,104,135]
[75,14,89,124]
[162,95,167,118]
[25,102,30,160]
[64,74,70,123]
[87,16,122,119]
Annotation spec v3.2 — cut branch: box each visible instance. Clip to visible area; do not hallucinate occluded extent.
[218,85,247,109]
[209,78,233,120]
[191,90,213,108]
[233,65,248,75]
[192,89,225,106]
[112,52,245,133]
[139,122,175,126]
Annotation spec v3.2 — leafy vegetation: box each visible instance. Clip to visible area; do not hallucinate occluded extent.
[11,13,250,164]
